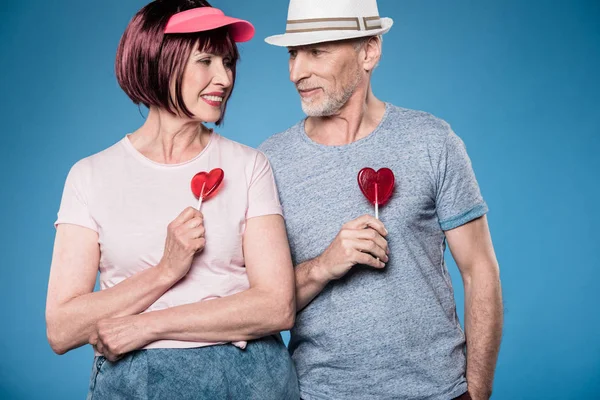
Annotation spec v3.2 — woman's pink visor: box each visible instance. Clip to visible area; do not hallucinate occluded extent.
[164,7,255,42]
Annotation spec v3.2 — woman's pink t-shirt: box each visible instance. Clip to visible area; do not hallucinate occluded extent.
[55,133,282,350]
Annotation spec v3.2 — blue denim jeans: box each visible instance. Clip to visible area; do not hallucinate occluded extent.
[87,335,299,399]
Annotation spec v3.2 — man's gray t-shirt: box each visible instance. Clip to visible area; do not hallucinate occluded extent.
[259,104,488,400]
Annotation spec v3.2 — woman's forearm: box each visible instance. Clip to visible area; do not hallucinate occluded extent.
[143,287,295,343]
[46,263,179,354]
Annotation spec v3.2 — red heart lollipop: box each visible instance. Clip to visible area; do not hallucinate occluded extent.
[191,168,224,201]
[357,168,395,206]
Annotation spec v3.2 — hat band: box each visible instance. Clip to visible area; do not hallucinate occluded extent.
[285,16,382,33]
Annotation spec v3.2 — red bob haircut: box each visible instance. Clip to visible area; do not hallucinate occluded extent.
[115,0,239,125]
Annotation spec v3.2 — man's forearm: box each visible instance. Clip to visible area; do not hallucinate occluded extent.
[295,258,330,311]
[464,266,503,400]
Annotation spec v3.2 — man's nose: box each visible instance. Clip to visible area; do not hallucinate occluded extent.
[289,55,310,84]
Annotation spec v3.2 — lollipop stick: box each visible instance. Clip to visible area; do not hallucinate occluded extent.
[374,182,380,262]
[197,182,206,210]
[375,183,379,220]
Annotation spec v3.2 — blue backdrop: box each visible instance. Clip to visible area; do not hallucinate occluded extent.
[1,0,598,398]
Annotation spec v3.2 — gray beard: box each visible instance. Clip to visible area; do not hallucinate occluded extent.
[301,70,362,117]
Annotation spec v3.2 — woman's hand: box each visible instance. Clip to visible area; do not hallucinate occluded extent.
[160,207,206,281]
[89,315,154,362]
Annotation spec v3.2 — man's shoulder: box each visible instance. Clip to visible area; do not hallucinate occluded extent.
[384,103,453,143]
[258,120,304,157]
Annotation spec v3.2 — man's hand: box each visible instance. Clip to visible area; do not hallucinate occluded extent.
[317,214,389,281]
[295,215,389,311]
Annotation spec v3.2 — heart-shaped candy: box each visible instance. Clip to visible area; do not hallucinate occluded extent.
[357,168,395,206]
[191,168,224,200]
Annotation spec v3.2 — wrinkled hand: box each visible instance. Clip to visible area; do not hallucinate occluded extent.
[317,215,389,281]
[89,315,153,362]
[161,207,206,281]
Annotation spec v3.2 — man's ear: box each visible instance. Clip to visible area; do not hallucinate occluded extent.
[362,36,382,72]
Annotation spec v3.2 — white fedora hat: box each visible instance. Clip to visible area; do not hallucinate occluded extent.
[265,0,393,47]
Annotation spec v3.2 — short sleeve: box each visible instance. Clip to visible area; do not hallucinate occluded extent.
[436,130,488,231]
[54,159,98,232]
[246,151,283,219]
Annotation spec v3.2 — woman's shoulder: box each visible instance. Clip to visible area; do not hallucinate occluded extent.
[213,134,268,164]
[66,137,129,177]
